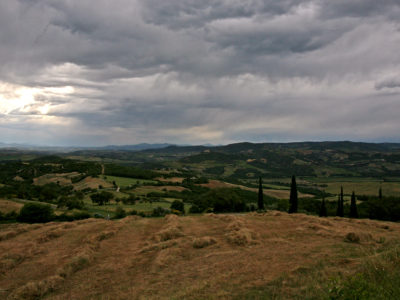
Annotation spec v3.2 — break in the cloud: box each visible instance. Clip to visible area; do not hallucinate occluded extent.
[1,0,400,146]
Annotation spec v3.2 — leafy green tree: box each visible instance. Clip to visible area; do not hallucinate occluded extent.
[90,191,113,206]
[170,200,185,214]
[350,191,358,218]
[17,202,54,223]
[288,175,298,213]
[258,177,265,210]
[319,197,328,217]
[192,188,246,213]
[58,196,84,210]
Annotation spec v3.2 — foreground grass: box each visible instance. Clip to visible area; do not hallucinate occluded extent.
[1,212,400,299]
[239,242,400,299]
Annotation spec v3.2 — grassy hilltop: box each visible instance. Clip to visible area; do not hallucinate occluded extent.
[1,213,400,299]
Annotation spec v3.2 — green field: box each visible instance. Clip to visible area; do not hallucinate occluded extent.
[103,175,157,187]
[318,180,400,197]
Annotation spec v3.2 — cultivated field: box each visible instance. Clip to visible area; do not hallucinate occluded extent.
[1,213,399,299]
[103,176,157,187]
[200,180,313,199]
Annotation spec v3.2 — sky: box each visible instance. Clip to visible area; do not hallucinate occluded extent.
[1,0,400,146]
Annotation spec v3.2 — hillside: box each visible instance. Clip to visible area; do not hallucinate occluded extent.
[1,213,399,299]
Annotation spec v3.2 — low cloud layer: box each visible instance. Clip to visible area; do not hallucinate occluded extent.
[1,0,400,146]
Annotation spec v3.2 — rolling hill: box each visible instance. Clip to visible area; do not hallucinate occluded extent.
[1,213,399,299]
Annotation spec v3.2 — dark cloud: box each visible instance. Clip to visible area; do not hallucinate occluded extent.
[375,77,400,90]
[0,0,400,146]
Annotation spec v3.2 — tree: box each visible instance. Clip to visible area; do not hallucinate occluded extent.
[336,194,341,217]
[90,191,113,206]
[319,197,327,217]
[288,175,298,213]
[336,187,344,217]
[379,187,382,201]
[258,177,265,210]
[17,202,54,223]
[114,206,126,219]
[350,191,358,218]
[192,188,246,213]
[170,200,185,214]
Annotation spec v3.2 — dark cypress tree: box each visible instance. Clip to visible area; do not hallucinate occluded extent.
[340,186,344,217]
[336,194,341,216]
[288,175,298,213]
[350,191,358,218]
[319,197,327,217]
[257,177,265,210]
[379,187,382,201]
[336,186,344,217]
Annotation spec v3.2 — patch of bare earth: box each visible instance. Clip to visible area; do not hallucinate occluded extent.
[0,213,399,299]
[155,177,185,183]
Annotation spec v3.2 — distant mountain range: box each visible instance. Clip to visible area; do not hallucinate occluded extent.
[1,141,400,154]
[0,142,195,152]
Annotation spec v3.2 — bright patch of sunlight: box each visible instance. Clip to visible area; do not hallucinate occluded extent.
[0,82,74,115]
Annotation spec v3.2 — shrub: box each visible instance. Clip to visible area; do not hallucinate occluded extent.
[192,188,246,213]
[138,211,147,217]
[170,200,185,214]
[17,202,54,223]
[73,211,91,220]
[90,191,114,205]
[189,204,202,213]
[58,196,85,210]
[114,206,126,219]
[152,206,170,217]
[0,210,18,221]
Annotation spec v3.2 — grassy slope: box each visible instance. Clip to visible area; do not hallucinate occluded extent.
[102,175,157,187]
[1,213,400,299]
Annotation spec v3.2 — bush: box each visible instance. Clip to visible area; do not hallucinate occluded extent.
[152,206,170,217]
[0,210,18,221]
[90,191,114,206]
[191,188,247,213]
[57,196,85,210]
[56,212,90,222]
[114,207,126,219]
[189,204,202,213]
[17,203,54,223]
[170,200,185,214]
[138,211,147,217]
[72,211,91,220]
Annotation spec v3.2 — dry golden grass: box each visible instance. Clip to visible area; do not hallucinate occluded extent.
[1,213,399,299]
[0,200,23,214]
[33,172,80,186]
[73,176,113,190]
[155,177,185,183]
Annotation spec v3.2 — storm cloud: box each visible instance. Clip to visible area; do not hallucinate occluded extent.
[1,0,400,146]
